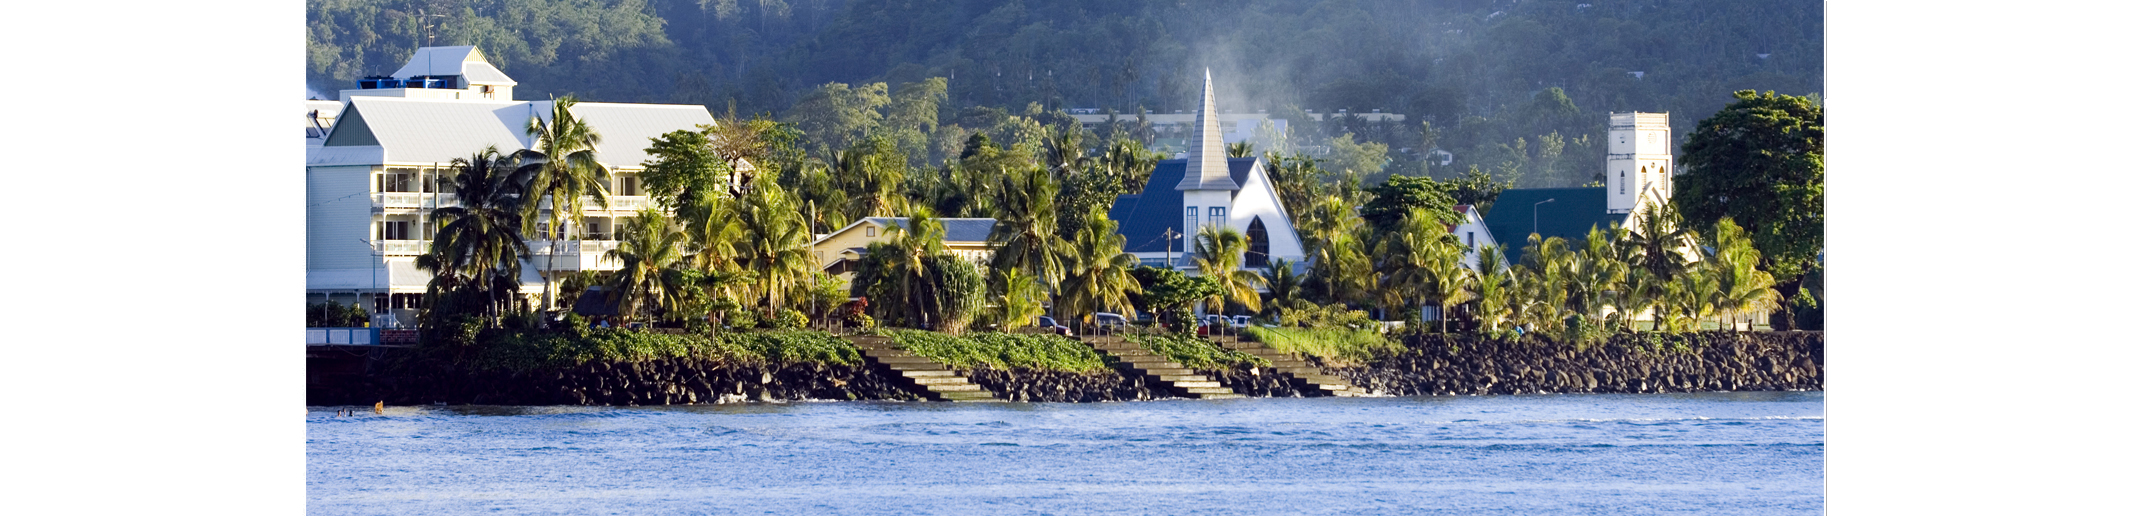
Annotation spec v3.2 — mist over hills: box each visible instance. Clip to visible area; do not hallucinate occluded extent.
[308,0,1820,186]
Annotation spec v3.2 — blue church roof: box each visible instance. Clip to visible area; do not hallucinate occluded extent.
[1107,157,1259,255]
[1484,187,1627,264]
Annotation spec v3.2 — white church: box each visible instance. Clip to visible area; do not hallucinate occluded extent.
[1105,70,1308,274]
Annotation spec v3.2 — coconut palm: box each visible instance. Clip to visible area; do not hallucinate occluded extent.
[1708,218,1781,330]
[986,164,1064,290]
[879,206,948,328]
[602,209,689,322]
[735,182,813,313]
[1193,226,1266,314]
[1469,245,1516,335]
[985,267,1046,332]
[517,95,611,315]
[1058,216,1143,321]
[422,146,532,324]
[834,136,906,220]
[1565,224,1629,323]
[1260,258,1304,320]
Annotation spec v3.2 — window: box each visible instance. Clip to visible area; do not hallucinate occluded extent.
[1467,232,1474,247]
[1209,207,1226,229]
[587,221,604,240]
[865,226,876,237]
[616,175,641,196]
[379,169,415,193]
[1619,171,1627,194]
[1245,217,1269,268]
[380,221,411,240]
[1186,207,1199,231]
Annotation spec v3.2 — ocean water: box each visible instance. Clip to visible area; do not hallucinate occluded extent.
[307,392,1822,514]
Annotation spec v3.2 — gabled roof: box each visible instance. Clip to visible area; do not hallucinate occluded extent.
[1110,157,1258,253]
[390,46,518,85]
[312,97,716,168]
[808,217,1000,247]
[1483,187,1626,264]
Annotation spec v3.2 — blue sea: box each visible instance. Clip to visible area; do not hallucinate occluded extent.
[307,392,1823,514]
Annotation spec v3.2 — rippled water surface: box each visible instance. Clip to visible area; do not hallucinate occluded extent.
[308,392,1822,514]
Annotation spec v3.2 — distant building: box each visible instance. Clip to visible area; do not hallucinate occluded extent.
[306,46,719,324]
[1484,112,1679,265]
[807,217,999,284]
[1105,70,1308,275]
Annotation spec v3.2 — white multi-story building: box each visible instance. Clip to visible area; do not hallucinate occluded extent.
[305,46,718,325]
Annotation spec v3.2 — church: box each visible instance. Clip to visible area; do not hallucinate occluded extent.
[1484,112,1678,264]
[1105,70,1308,274]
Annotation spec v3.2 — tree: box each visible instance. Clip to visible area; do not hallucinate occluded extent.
[602,209,689,322]
[882,207,947,328]
[422,146,532,325]
[930,254,986,334]
[1057,216,1142,321]
[1226,141,1255,158]
[517,95,610,316]
[1676,90,1823,329]
[986,163,1063,290]
[984,267,1046,332]
[785,81,890,158]
[1192,227,1266,314]
[1260,258,1304,319]
[1707,217,1781,330]
[1359,175,1460,236]
[735,182,812,313]
[1325,133,1389,179]
[833,135,907,220]
[1133,266,1219,326]
[1443,167,1513,216]
[1469,245,1516,335]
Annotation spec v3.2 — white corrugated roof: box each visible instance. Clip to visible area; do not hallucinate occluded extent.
[307,145,385,166]
[389,46,518,86]
[342,96,539,164]
[566,102,717,169]
[315,97,716,169]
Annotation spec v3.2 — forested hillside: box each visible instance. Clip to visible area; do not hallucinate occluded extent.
[307,0,1820,187]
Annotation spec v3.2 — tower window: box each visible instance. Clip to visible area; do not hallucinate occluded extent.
[1209,207,1226,229]
[1245,217,1269,268]
[1619,171,1627,194]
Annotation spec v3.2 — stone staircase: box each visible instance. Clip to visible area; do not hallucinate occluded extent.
[848,336,1005,403]
[1218,340,1365,397]
[1081,336,1245,400]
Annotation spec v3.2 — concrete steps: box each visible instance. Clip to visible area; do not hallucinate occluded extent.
[1218,340,1366,397]
[848,336,1005,403]
[1079,337,1247,400]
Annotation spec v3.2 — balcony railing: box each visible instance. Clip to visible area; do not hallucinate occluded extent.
[377,240,429,256]
[527,239,619,256]
[373,192,461,209]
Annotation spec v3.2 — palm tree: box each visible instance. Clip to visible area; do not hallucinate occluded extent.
[1226,141,1256,158]
[1708,218,1781,330]
[834,136,906,220]
[422,146,531,324]
[1058,216,1143,321]
[735,182,812,313]
[602,209,689,322]
[517,95,611,316]
[986,164,1063,291]
[986,267,1046,332]
[883,206,947,328]
[1193,226,1266,315]
[1260,258,1304,320]
[678,195,744,274]
[1469,245,1516,335]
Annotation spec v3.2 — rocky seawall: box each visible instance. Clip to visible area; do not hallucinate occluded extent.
[308,332,1822,405]
[1327,332,1823,396]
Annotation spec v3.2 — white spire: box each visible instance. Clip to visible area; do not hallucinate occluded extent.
[1177,68,1239,191]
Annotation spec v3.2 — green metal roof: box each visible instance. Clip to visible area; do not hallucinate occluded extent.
[1483,187,1626,264]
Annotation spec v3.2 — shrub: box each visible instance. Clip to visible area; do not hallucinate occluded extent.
[767,308,810,330]
[724,308,758,330]
[1243,326,1401,363]
[1127,334,1267,369]
[468,328,862,372]
[1278,299,1380,332]
[885,329,1109,373]
[306,300,370,327]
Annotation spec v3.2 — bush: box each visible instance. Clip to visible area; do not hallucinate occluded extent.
[884,329,1109,373]
[724,309,758,330]
[1127,334,1267,369]
[306,300,370,327]
[767,308,809,330]
[1278,299,1380,332]
[1243,326,1401,363]
[468,328,862,372]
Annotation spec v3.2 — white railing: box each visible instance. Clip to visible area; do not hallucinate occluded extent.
[604,196,649,212]
[378,240,429,256]
[373,193,461,209]
[527,240,618,256]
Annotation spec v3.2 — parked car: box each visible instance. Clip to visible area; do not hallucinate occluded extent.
[1035,316,1072,337]
[1090,313,1131,334]
[1231,315,1252,328]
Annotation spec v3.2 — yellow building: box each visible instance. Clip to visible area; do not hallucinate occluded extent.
[809,217,999,282]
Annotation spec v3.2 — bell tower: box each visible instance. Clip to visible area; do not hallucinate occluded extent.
[1606,112,1671,214]
[1176,69,1240,246]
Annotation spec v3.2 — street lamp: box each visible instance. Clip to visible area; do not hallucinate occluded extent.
[1162,227,1183,269]
[1532,198,1556,237]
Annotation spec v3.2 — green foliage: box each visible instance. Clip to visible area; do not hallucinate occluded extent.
[766,308,810,330]
[883,330,1109,373]
[468,329,862,372]
[307,300,370,327]
[1359,175,1460,235]
[930,254,986,333]
[1676,90,1824,325]
[1126,334,1267,370]
[1242,326,1399,363]
[1132,266,1218,322]
[1276,299,1380,332]
[1442,168,1513,216]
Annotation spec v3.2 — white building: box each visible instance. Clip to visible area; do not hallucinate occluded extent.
[1105,70,1308,275]
[305,46,718,325]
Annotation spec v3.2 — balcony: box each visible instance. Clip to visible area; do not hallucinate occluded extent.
[376,240,429,256]
[526,239,622,271]
[373,193,460,210]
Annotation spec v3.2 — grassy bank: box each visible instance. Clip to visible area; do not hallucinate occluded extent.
[468,328,862,372]
[1125,334,1268,370]
[1242,326,1402,363]
[883,330,1111,373]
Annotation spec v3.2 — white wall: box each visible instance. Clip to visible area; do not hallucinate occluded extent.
[1226,161,1307,267]
[308,164,377,270]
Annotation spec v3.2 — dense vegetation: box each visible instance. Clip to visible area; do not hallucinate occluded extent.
[430,313,863,371]
[882,329,1110,372]
[308,0,1820,186]
[1125,334,1267,370]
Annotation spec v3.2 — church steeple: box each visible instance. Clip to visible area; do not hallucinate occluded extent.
[1176,68,1240,191]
